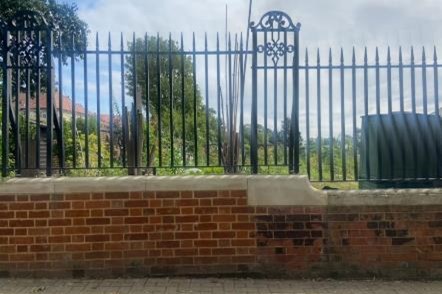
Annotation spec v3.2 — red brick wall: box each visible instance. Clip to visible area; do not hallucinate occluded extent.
[0,189,441,278]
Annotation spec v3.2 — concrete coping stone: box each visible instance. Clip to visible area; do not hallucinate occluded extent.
[0,176,442,206]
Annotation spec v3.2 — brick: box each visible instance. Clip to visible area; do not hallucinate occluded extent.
[125,217,149,224]
[212,248,235,255]
[125,233,148,241]
[65,193,90,200]
[157,241,180,248]
[156,191,180,198]
[0,229,13,235]
[0,212,14,219]
[48,219,71,226]
[9,203,34,210]
[0,195,15,202]
[175,232,198,239]
[176,215,198,223]
[232,239,255,247]
[195,207,217,214]
[105,192,129,199]
[49,202,70,209]
[194,240,217,247]
[28,211,50,218]
[232,223,255,230]
[65,210,90,217]
[104,209,129,216]
[86,218,110,225]
[195,223,217,230]
[176,199,199,206]
[65,227,90,235]
[85,235,110,242]
[66,244,91,251]
[194,191,217,198]
[9,220,34,227]
[213,198,236,206]
[157,208,180,215]
[125,200,149,207]
[85,201,110,209]
[213,231,235,239]
[30,194,50,201]
[30,245,50,252]
[230,190,247,197]
[9,237,33,244]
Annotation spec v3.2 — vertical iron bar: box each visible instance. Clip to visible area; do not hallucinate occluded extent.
[340,48,346,181]
[305,49,310,178]
[293,30,300,174]
[120,33,127,167]
[192,33,198,166]
[411,47,416,113]
[83,33,89,168]
[399,47,404,113]
[180,33,186,167]
[119,33,126,167]
[228,33,233,171]
[422,47,428,115]
[156,33,162,167]
[363,47,370,180]
[96,33,101,168]
[283,32,288,166]
[375,47,382,180]
[273,49,278,166]
[45,30,53,176]
[405,47,420,178]
[422,47,429,180]
[133,33,139,170]
[1,30,10,177]
[15,31,20,173]
[250,30,258,174]
[387,47,392,114]
[36,32,41,170]
[216,33,222,166]
[328,48,334,181]
[434,47,440,179]
[387,47,393,179]
[204,33,210,166]
[263,32,268,166]
[144,33,150,167]
[239,34,245,166]
[316,49,322,181]
[108,32,114,168]
[399,47,406,179]
[71,34,76,168]
[352,47,358,180]
[168,33,174,167]
[57,35,64,171]
[25,68,30,169]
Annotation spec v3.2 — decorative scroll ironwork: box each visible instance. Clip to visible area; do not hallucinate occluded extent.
[6,10,50,31]
[258,39,295,65]
[250,10,301,31]
[1,11,50,68]
[251,11,300,65]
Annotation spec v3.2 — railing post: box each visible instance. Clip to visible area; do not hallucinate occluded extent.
[45,29,53,176]
[291,29,300,174]
[250,28,258,174]
[1,28,10,177]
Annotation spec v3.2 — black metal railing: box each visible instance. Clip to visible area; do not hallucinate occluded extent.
[1,10,441,186]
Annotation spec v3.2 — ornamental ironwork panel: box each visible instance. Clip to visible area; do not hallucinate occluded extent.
[249,11,301,174]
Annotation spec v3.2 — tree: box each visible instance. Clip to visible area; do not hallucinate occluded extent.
[125,36,219,168]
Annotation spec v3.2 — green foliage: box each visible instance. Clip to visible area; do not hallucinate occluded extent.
[125,36,219,167]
